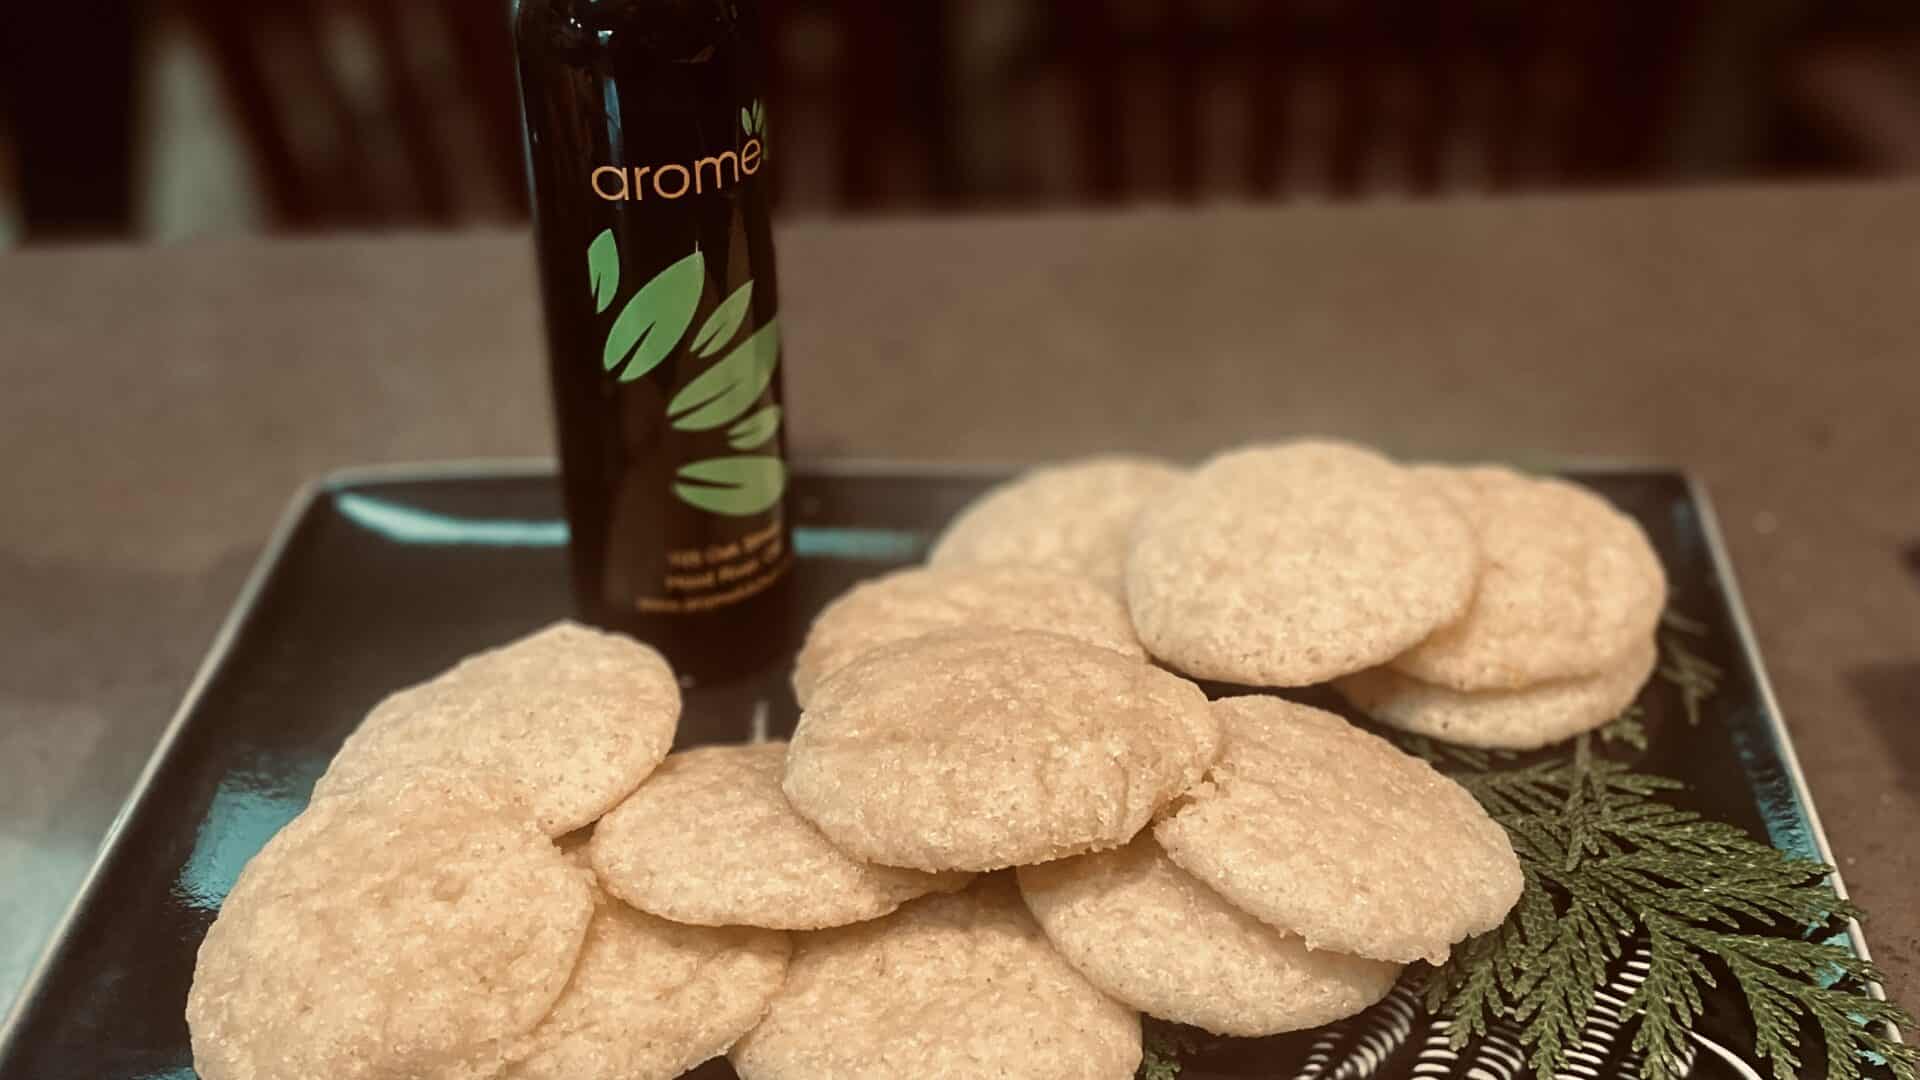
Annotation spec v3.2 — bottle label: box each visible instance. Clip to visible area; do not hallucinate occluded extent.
[589,101,769,203]
[565,99,791,617]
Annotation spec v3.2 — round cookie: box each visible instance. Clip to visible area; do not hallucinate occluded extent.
[1390,465,1669,690]
[1154,697,1521,966]
[793,565,1143,706]
[488,885,791,1080]
[1018,834,1402,1036]
[1126,441,1480,687]
[313,621,680,836]
[1339,637,1657,750]
[187,771,595,1080]
[730,877,1141,1080]
[591,742,971,930]
[928,456,1184,593]
[785,628,1220,872]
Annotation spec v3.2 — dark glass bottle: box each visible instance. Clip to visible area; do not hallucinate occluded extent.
[514,0,793,683]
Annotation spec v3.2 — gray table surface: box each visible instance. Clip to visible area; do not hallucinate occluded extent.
[4,181,1918,1021]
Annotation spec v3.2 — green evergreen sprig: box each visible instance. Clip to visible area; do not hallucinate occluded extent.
[1658,611,1724,728]
[1134,612,1912,1080]
[1138,1025,1209,1080]
[1423,739,1918,1080]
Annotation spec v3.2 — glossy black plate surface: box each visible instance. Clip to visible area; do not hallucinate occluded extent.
[0,463,1890,1079]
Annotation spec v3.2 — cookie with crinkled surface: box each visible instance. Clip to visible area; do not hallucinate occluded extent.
[1154,697,1520,965]
[1127,441,1480,687]
[1339,637,1657,750]
[928,456,1184,593]
[785,628,1219,872]
[482,883,790,1080]
[1018,834,1402,1036]
[792,565,1143,707]
[186,771,594,1080]
[592,742,970,930]
[1390,465,1668,690]
[729,877,1141,1080]
[313,622,680,836]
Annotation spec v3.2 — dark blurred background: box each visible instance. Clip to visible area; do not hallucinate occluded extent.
[2,0,1919,245]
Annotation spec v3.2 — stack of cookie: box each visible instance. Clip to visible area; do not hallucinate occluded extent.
[768,651,1519,1059]
[939,440,1666,751]
[1330,464,1669,750]
[187,624,796,1080]
[185,437,1665,1080]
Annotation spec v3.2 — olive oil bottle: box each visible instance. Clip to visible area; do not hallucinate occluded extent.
[514,0,793,681]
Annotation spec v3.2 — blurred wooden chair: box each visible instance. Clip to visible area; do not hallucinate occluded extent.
[180,0,524,227]
[764,0,1726,209]
[761,0,956,208]
[0,0,139,239]
[182,0,950,223]
[178,0,1733,222]
[1041,0,1711,203]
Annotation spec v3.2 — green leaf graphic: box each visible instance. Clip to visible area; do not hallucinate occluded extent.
[741,106,754,134]
[675,456,786,516]
[603,248,706,382]
[587,229,620,314]
[727,404,781,450]
[690,281,754,357]
[667,317,780,431]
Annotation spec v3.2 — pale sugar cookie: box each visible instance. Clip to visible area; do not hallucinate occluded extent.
[187,771,594,1080]
[1339,637,1657,750]
[591,742,969,930]
[792,565,1142,707]
[1126,441,1480,687]
[929,456,1184,594]
[784,628,1219,872]
[484,884,790,1080]
[1154,697,1520,966]
[1018,834,1402,1036]
[1391,465,1668,690]
[313,622,679,836]
[729,878,1141,1080]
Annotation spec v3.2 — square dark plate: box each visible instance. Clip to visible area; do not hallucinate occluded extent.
[0,462,1894,1080]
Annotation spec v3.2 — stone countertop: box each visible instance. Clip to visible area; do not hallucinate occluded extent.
[3,181,1917,1016]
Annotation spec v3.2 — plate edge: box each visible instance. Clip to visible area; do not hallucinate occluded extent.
[0,477,326,1057]
[311,455,1691,488]
[1687,475,1900,1030]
